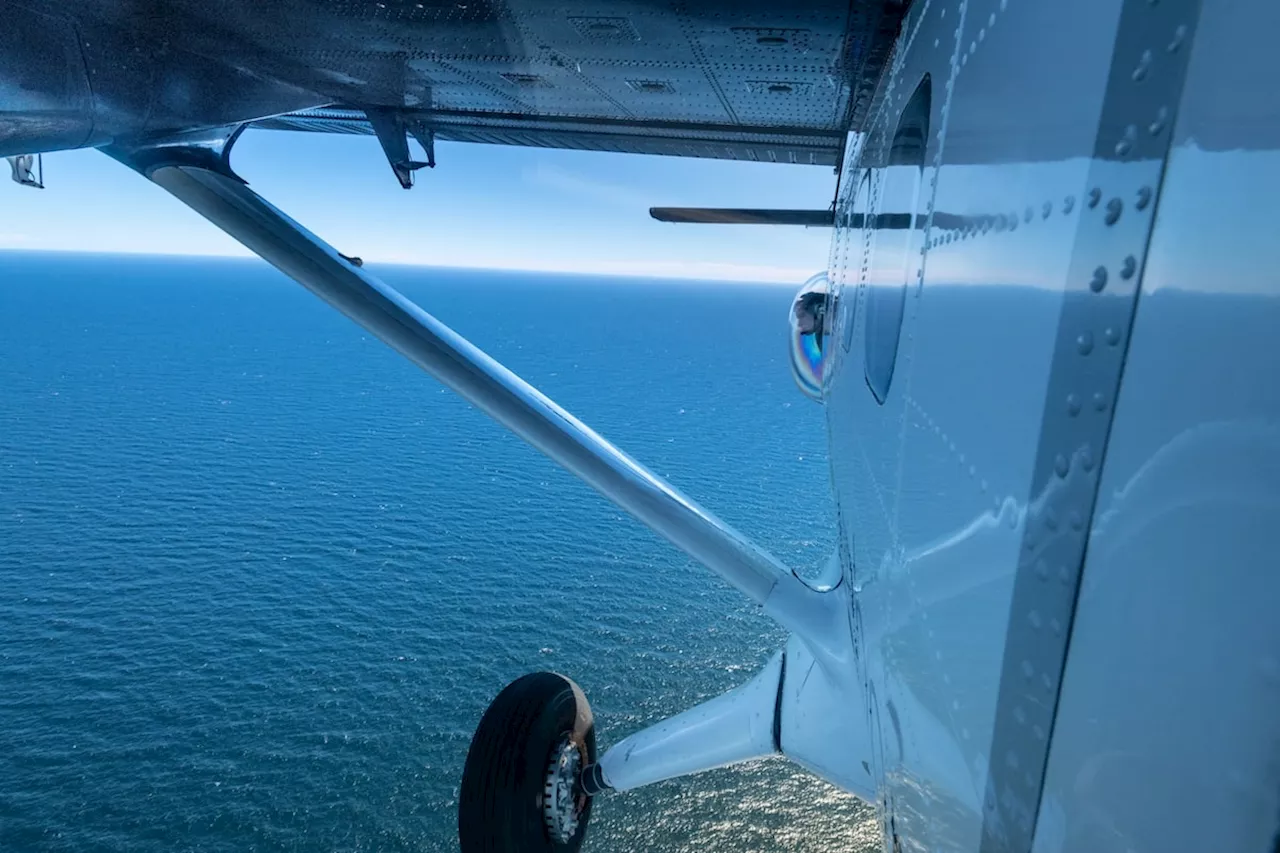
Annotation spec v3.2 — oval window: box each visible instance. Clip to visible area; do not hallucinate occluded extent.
[865,74,930,404]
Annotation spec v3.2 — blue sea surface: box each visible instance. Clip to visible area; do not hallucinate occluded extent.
[0,253,873,852]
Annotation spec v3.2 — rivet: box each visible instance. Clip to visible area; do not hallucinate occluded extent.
[934,37,940,48]
[1064,196,1075,214]
[1069,510,1084,531]
[1105,198,1123,225]
[1044,508,1059,532]
[989,12,996,26]
[1080,446,1095,471]
[1093,392,1108,412]
[1087,188,1101,208]
[1033,724,1046,741]
[1067,393,1082,416]
[1042,202,1052,219]
[1121,256,1137,279]
[1132,49,1152,82]
[1105,326,1122,346]
[1090,266,1108,292]
[1058,564,1071,585]
[1077,331,1094,355]
[1149,106,1169,136]
[1006,750,1020,769]
[1136,186,1153,210]
[1169,24,1187,52]
[1049,617,1062,636]
[1035,558,1050,580]
[1028,610,1042,629]
[1021,660,1035,679]
[1054,454,1069,477]
[1116,124,1138,157]
[979,27,986,42]
[1014,705,1027,725]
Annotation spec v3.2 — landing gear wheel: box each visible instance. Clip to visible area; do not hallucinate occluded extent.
[459,672,597,853]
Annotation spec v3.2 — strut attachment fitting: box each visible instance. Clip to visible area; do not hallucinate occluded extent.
[365,108,436,189]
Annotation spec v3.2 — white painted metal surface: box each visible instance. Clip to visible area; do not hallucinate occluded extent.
[776,631,878,801]
[597,652,785,793]
[821,0,1219,848]
[1034,1,1280,849]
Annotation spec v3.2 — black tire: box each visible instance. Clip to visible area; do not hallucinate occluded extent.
[459,672,597,853]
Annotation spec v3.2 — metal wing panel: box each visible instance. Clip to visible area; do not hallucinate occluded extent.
[502,3,696,65]
[3,0,906,163]
[253,107,846,164]
[578,65,735,123]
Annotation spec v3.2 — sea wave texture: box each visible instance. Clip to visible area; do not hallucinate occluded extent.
[0,254,873,852]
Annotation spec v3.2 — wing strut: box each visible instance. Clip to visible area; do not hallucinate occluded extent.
[102,130,848,665]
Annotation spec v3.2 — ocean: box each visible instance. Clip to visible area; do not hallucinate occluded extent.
[0,253,873,852]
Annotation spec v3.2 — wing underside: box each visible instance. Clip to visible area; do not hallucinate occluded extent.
[255,107,846,166]
[1,1,907,166]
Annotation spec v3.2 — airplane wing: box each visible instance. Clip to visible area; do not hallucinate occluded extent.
[1,1,906,172]
[255,104,845,166]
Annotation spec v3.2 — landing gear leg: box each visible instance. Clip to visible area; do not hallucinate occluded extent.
[459,651,786,850]
[459,673,597,853]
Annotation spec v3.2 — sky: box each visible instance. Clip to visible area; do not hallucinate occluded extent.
[0,130,836,284]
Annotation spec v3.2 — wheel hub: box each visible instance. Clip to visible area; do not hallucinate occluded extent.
[542,736,584,843]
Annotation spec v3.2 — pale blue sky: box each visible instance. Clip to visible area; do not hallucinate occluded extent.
[0,130,835,284]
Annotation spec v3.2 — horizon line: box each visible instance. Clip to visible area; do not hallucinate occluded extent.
[0,246,814,288]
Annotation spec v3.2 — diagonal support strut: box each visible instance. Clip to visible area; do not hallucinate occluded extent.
[101,133,848,662]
